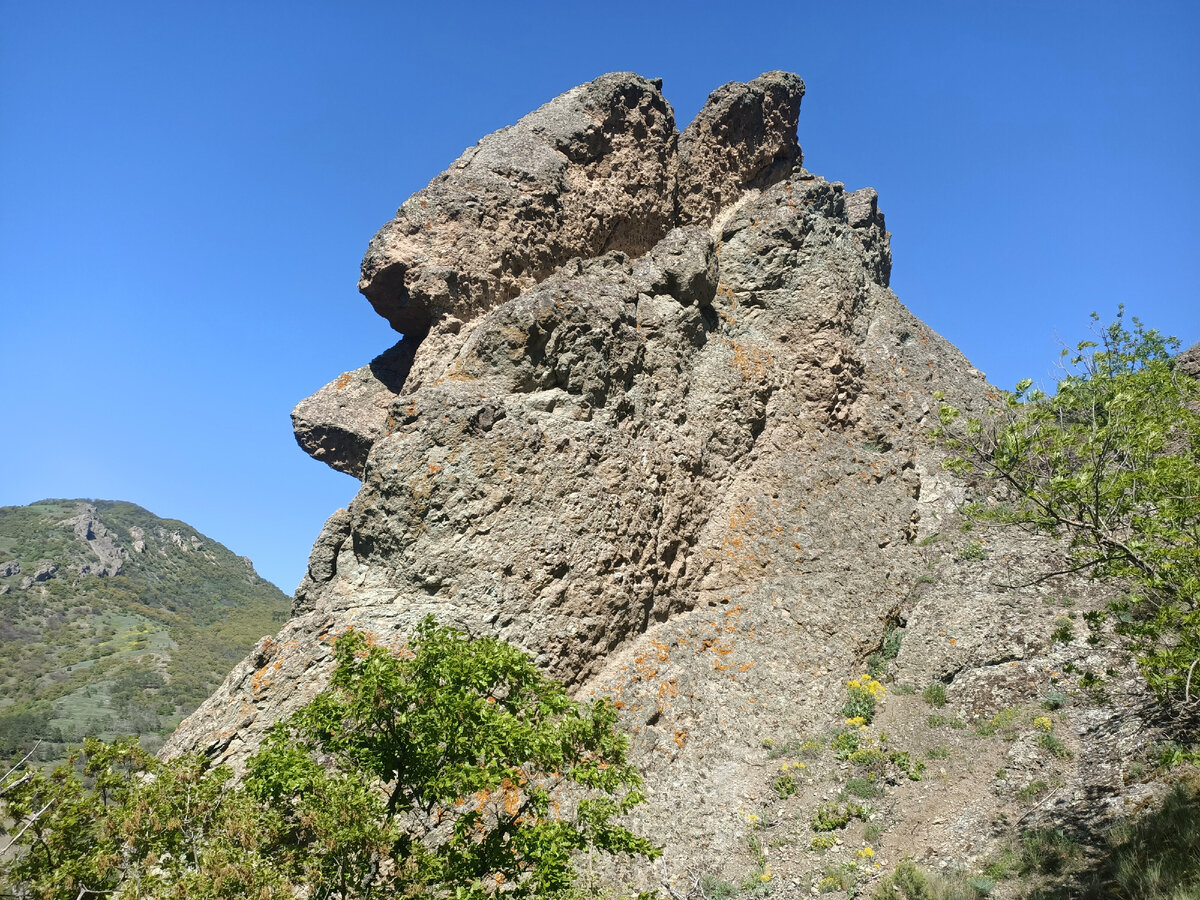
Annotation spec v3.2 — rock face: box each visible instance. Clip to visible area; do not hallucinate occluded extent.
[63,503,128,576]
[1179,340,1200,380]
[168,74,1171,891]
[358,73,681,336]
[291,339,418,477]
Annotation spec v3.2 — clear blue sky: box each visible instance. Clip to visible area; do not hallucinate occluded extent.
[3,1,1197,593]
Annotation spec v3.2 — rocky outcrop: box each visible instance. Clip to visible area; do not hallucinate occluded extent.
[1179,340,1200,380]
[170,70,986,772]
[676,71,805,225]
[293,73,809,468]
[62,503,128,576]
[358,73,680,336]
[291,338,418,477]
[168,74,1172,892]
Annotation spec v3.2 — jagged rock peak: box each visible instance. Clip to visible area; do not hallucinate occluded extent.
[357,71,805,337]
[1179,341,1200,380]
[296,71,807,478]
[677,71,806,225]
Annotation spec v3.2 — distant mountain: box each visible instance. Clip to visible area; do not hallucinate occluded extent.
[0,499,290,763]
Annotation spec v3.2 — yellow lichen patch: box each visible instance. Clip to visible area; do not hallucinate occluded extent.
[334,372,353,391]
[726,339,773,381]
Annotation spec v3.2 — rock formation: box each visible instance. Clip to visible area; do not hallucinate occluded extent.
[166,73,1176,891]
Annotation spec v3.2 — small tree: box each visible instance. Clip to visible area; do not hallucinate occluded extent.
[247,619,659,898]
[0,619,659,899]
[935,309,1200,704]
[0,738,291,899]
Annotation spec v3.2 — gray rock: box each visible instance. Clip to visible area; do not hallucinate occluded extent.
[1178,340,1200,380]
[291,337,418,477]
[677,71,806,225]
[62,502,127,576]
[166,73,1166,891]
[358,73,678,336]
[0,560,19,577]
[27,562,57,584]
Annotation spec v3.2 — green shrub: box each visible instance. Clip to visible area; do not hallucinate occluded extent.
[1042,690,1069,710]
[956,542,989,562]
[811,803,868,832]
[882,626,904,659]
[1051,616,1075,644]
[843,776,884,799]
[832,730,862,759]
[922,682,948,708]
[871,859,991,900]
[1037,732,1073,759]
[0,618,659,898]
[935,311,1200,702]
[976,707,1021,737]
[844,674,887,723]
[773,771,798,798]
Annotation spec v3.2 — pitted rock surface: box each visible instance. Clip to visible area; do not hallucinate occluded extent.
[676,71,805,225]
[358,73,679,336]
[291,338,418,477]
[167,74,1173,892]
[1179,340,1200,380]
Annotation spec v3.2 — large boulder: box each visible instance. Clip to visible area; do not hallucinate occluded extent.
[358,73,679,336]
[168,74,1167,894]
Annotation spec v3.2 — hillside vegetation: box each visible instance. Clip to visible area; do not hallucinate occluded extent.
[0,499,290,764]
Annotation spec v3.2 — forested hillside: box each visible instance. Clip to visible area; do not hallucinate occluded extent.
[0,499,290,764]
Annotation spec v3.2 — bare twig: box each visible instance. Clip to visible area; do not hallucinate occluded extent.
[0,771,32,798]
[0,741,42,789]
[1185,657,1199,705]
[1016,787,1063,826]
[0,798,54,855]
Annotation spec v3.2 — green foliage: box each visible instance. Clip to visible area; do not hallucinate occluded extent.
[811,802,867,832]
[842,776,884,799]
[882,626,904,660]
[922,682,948,708]
[956,542,989,562]
[1037,732,1073,760]
[831,730,862,759]
[843,674,886,724]
[0,619,658,898]
[935,311,1200,702]
[887,751,926,782]
[1018,827,1081,877]
[1041,691,1069,711]
[975,707,1021,738]
[0,738,291,899]
[773,771,798,799]
[870,859,993,900]
[1017,780,1049,802]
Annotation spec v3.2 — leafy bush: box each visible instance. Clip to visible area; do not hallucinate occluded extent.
[935,311,1200,702]
[843,674,886,723]
[0,618,658,898]
[871,859,992,899]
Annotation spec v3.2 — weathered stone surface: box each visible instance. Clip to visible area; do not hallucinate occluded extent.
[168,162,986,756]
[168,74,1174,893]
[677,71,806,225]
[1179,340,1200,380]
[0,560,18,577]
[358,73,678,336]
[291,338,417,477]
[62,503,127,576]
